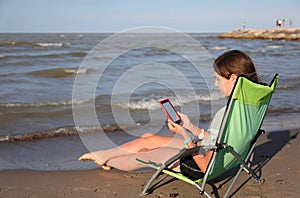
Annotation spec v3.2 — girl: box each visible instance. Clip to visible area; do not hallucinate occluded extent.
[79,50,259,179]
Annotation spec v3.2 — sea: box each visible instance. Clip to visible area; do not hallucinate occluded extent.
[0,30,299,171]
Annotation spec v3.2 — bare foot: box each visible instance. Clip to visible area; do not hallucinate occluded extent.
[79,152,111,170]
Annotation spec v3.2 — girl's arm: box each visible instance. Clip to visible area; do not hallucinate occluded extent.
[168,120,212,173]
[177,112,198,135]
[178,112,209,143]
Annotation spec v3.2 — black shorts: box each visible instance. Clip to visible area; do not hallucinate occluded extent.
[180,155,204,180]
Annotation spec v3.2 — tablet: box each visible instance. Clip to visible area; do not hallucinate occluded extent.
[159,98,182,124]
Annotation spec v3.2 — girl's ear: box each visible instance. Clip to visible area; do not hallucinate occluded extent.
[230,74,238,83]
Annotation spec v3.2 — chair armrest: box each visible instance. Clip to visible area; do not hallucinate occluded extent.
[164,145,217,167]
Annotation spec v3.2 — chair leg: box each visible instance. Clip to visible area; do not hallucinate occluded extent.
[224,166,243,198]
[141,169,162,195]
[194,183,212,198]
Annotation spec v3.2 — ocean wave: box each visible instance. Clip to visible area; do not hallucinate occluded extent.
[268,106,300,114]
[36,42,64,47]
[267,52,298,57]
[1,106,297,143]
[0,98,92,108]
[2,51,87,60]
[248,49,266,53]
[208,46,228,51]
[267,45,283,49]
[67,52,87,57]
[0,92,220,112]
[0,41,65,47]
[117,98,160,111]
[64,68,87,74]
[0,125,123,143]
[276,84,298,90]
[0,127,77,143]
[37,52,87,58]
[191,33,219,39]
[117,92,223,111]
[27,67,88,78]
[0,41,35,46]
[276,76,300,90]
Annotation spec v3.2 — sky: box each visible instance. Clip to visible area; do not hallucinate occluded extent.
[0,0,300,33]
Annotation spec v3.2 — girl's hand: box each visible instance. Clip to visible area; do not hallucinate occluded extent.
[167,119,186,136]
[178,112,192,130]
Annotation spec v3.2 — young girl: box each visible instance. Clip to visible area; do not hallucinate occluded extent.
[79,50,259,179]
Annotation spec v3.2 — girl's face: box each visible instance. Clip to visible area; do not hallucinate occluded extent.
[214,71,237,97]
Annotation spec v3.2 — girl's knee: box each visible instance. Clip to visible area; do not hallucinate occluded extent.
[141,132,154,138]
[140,132,159,148]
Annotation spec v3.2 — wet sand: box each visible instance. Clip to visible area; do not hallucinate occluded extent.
[0,129,299,198]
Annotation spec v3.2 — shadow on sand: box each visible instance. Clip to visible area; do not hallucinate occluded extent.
[210,129,299,197]
[140,129,299,197]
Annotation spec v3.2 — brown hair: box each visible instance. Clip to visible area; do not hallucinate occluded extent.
[213,50,259,83]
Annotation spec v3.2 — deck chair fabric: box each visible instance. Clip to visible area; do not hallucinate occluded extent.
[208,74,278,180]
[137,74,279,197]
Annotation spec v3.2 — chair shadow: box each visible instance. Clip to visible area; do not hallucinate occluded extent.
[144,130,299,197]
[210,129,299,197]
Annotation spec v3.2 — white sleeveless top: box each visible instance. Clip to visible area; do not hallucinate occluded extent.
[201,106,226,146]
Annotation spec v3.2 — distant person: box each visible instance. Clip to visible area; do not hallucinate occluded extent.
[242,21,247,30]
[289,18,293,28]
[282,19,285,28]
[278,19,282,28]
[276,19,279,28]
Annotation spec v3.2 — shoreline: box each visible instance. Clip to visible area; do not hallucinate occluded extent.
[219,28,300,40]
[0,129,299,197]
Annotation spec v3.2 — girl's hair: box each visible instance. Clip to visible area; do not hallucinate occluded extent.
[213,50,259,83]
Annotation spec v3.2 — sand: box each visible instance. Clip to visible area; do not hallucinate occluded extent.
[0,129,299,198]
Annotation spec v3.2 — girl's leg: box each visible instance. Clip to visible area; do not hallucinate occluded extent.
[106,147,181,172]
[79,132,184,166]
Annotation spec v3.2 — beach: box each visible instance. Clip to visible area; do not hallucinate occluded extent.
[0,129,299,198]
[1,33,300,197]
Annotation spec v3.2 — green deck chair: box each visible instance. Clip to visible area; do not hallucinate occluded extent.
[137,74,279,197]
